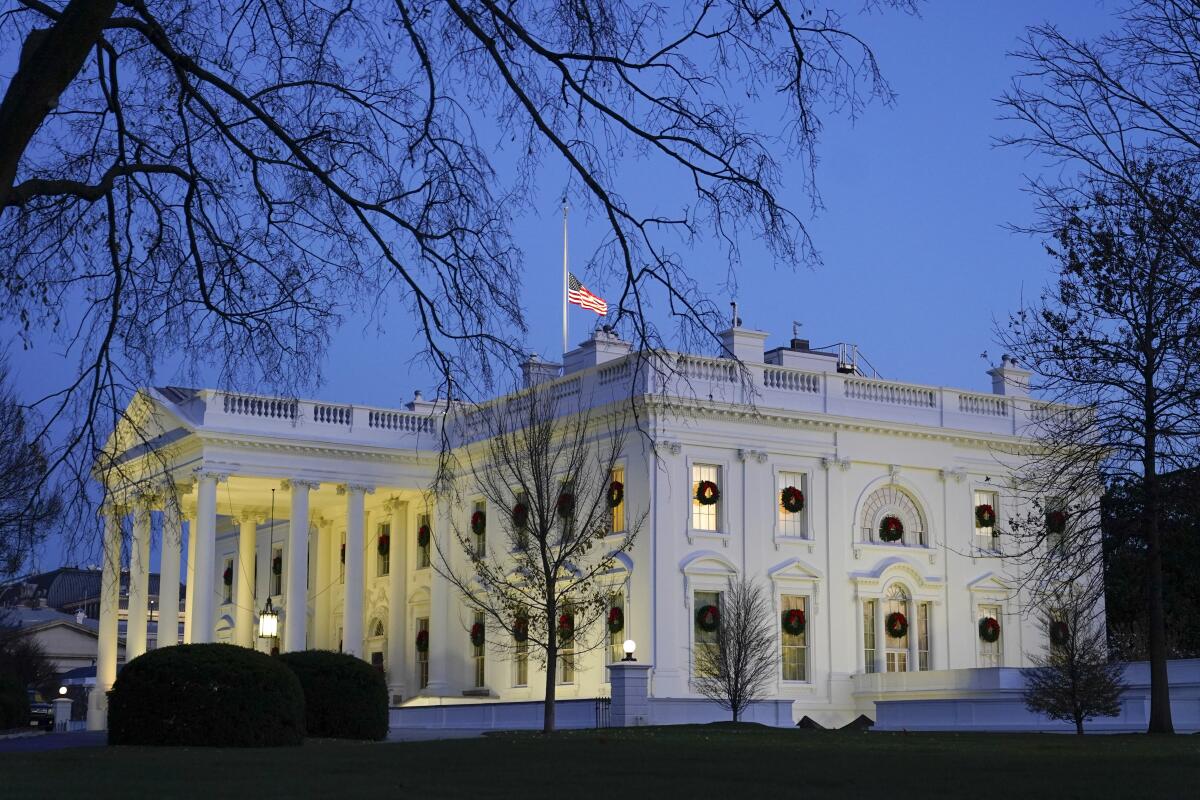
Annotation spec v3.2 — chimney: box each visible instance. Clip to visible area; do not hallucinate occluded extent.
[987,354,1031,397]
[563,327,632,375]
[75,608,86,625]
[718,326,769,364]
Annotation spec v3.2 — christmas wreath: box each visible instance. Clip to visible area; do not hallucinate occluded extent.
[272,554,283,576]
[608,480,625,509]
[417,523,431,548]
[556,491,576,519]
[879,515,905,542]
[885,611,908,639]
[511,502,529,529]
[470,622,485,648]
[557,612,575,642]
[1046,510,1067,535]
[607,606,624,634]
[222,566,233,586]
[512,616,529,643]
[781,486,805,514]
[975,503,996,528]
[695,604,720,632]
[1049,620,1070,647]
[695,480,720,506]
[415,629,429,653]
[470,510,486,536]
[782,608,806,636]
[978,616,1001,643]
[377,533,390,556]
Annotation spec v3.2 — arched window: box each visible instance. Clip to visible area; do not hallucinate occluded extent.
[883,585,911,672]
[859,486,928,546]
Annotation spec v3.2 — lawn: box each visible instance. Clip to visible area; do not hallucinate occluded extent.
[2,724,1197,799]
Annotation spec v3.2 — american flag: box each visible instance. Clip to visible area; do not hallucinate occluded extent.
[567,273,608,315]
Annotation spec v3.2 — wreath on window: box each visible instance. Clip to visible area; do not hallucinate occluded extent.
[415,629,429,653]
[978,616,1000,643]
[1046,510,1068,535]
[879,515,904,543]
[781,608,806,636]
[222,566,233,586]
[780,486,805,514]
[695,604,720,632]
[469,622,485,648]
[1049,620,1070,647]
[511,502,529,530]
[885,611,908,639]
[377,533,390,557]
[607,481,625,509]
[556,491,576,519]
[272,554,283,576]
[607,606,624,634]
[512,616,529,643]
[557,612,575,643]
[417,523,431,548]
[470,510,486,536]
[975,503,996,528]
[695,480,720,506]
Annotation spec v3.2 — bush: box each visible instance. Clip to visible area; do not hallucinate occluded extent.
[277,650,388,740]
[0,673,28,730]
[108,643,304,747]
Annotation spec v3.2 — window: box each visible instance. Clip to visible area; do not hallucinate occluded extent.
[918,602,931,671]
[558,604,575,684]
[418,512,431,569]
[222,557,234,604]
[270,546,283,596]
[781,595,807,681]
[693,590,721,676]
[884,586,909,673]
[513,637,528,687]
[691,464,721,532]
[974,489,999,551]
[607,591,625,665]
[416,617,429,689]
[610,467,626,534]
[1046,497,1067,552]
[860,486,927,547]
[514,492,529,551]
[472,611,486,688]
[777,472,807,538]
[339,531,345,584]
[863,599,877,674]
[377,522,390,577]
[979,603,1001,667]
[472,500,486,555]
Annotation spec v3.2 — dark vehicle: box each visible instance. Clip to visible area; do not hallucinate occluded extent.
[27,690,52,729]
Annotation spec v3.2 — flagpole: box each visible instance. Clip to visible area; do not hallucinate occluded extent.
[562,197,569,358]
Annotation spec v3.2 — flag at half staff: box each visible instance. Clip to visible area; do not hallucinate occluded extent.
[567,273,608,315]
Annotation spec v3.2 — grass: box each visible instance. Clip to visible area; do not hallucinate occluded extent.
[2,724,1198,799]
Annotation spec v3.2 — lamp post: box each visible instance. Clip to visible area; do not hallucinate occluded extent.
[622,639,637,662]
[258,598,279,644]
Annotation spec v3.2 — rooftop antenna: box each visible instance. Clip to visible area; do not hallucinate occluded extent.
[730,301,738,327]
[792,321,802,339]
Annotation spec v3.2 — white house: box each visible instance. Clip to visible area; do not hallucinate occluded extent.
[87,325,1076,731]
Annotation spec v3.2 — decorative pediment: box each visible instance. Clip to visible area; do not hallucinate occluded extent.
[678,550,737,577]
[407,586,431,605]
[766,556,823,584]
[602,551,634,576]
[966,571,1012,594]
[849,555,942,592]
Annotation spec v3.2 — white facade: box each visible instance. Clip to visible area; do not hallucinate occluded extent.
[90,327,1071,729]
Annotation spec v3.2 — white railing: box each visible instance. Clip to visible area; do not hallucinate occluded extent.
[367,409,435,434]
[763,367,821,394]
[598,359,633,386]
[313,404,353,426]
[676,355,738,383]
[958,393,1008,417]
[844,378,936,408]
[221,392,297,420]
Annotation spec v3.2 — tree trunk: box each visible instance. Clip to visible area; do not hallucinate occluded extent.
[1143,436,1174,733]
[0,0,117,210]
[543,595,557,733]
[1075,715,1084,735]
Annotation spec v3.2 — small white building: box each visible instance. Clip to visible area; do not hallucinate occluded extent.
[89,326,1079,730]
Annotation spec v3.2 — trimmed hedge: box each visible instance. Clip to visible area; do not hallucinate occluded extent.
[277,650,388,740]
[0,673,28,730]
[108,643,304,747]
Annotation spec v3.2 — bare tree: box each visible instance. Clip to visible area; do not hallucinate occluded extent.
[1023,598,1126,735]
[433,381,641,732]
[0,0,919,548]
[0,358,61,577]
[0,611,58,692]
[692,574,777,723]
[995,160,1200,734]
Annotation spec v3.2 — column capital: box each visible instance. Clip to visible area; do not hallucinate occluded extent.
[384,496,408,512]
[193,468,229,483]
[281,478,321,492]
[336,483,375,496]
[239,508,269,525]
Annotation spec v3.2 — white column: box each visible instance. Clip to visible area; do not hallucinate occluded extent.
[191,472,221,644]
[182,509,196,643]
[87,507,122,731]
[158,498,183,647]
[425,500,452,694]
[126,499,152,659]
[340,484,371,658]
[313,517,331,649]
[875,603,886,674]
[908,599,919,672]
[387,498,409,699]
[236,511,262,647]
[283,479,317,652]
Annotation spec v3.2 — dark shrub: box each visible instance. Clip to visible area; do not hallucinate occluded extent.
[0,673,28,729]
[277,650,388,740]
[108,643,304,747]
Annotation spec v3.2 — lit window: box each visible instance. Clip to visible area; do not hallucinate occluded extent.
[918,601,931,671]
[777,472,807,538]
[221,557,234,604]
[610,467,626,534]
[606,591,626,665]
[781,595,807,681]
[558,604,575,684]
[271,546,283,596]
[863,599,877,674]
[693,590,721,676]
[691,464,720,532]
[471,500,486,555]
[472,611,486,688]
[974,490,999,551]
[418,513,431,569]
[377,522,390,577]
[513,637,528,687]
[979,603,1001,667]
[884,586,909,673]
[416,617,429,689]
